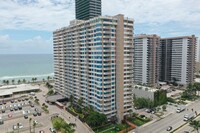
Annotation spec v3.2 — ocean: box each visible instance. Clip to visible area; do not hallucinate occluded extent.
[0,54,54,82]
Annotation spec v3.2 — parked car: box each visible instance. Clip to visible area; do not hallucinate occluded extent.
[11,100,14,103]
[37,111,41,116]
[49,128,56,133]
[33,111,37,116]
[14,105,18,111]
[166,126,172,131]
[0,117,4,125]
[18,123,23,128]
[18,104,22,110]
[2,109,5,113]
[24,114,28,119]
[13,125,17,130]
[10,107,14,111]
[30,104,34,107]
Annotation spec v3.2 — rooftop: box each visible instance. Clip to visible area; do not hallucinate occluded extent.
[133,85,158,92]
[0,84,40,97]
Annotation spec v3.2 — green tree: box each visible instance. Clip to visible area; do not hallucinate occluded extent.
[47,89,54,95]
[32,78,35,83]
[190,120,200,133]
[162,105,167,111]
[18,79,21,84]
[85,111,107,127]
[33,121,37,133]
[6,80,9,85]
[17,123,20,133]
[29,117,32,133]
[22,79,26,83]
[2,80,6,84]
[52,117,75,133]
[78,97,83,107]
[69,95,74,106]
[47,76,51,81]
[12,79,15,85]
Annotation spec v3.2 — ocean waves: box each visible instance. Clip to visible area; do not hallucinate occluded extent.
[0,73,54,80]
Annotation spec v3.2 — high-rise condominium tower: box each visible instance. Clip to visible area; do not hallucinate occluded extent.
[133,34,160,86]
[159,35,196,85]
[53,14,134,122]
[75,0,101,20]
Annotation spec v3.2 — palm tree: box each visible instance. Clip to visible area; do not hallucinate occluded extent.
[47,76,51,81]
[2,80,6,84]
[34,78,37,82]
[32,78,35,83]
[29,117,32,133]
[17,123,20,133]
[18,80,21,84]
[12,79,15,85]
[23,79,26,83]
[6,80,9,85]
[33,121,37,133]
[190,120,200,133]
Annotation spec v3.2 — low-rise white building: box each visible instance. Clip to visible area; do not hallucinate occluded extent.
[133,85,158,101]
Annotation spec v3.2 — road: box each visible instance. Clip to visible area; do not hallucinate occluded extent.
[35,84,94,133]
[175,114,200,133]
[138,101,200,133]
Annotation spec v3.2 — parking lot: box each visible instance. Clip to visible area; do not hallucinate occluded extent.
[0,84,94,133]
[0,92,47,133]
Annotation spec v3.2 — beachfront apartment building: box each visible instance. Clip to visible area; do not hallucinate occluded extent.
[133,34,160,86]
[75,0,102,20]
[159,35,196,85]
[53,14,134,122]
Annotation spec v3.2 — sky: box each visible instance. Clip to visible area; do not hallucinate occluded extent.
[0,0,200,54]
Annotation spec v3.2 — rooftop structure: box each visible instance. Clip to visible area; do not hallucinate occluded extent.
[75,0,101,20]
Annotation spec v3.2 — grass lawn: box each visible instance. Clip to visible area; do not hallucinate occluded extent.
[128,116,150,126]
[130,118,145,126]
[94,123,129,133]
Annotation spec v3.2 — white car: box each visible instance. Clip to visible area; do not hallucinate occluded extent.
[18,123,23,128]
[13,125,17,130]
[33,120,38,125]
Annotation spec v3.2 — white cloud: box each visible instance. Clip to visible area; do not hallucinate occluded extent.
[0,0,75,31]
[0,34,52,54]
[0,35,10,42]
[0,0,200,34]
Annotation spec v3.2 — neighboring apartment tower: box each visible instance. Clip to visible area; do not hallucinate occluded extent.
[75,0,101,20]
[159,35,196,85]
[53,14,134,122]
[133,34,160,86]
[196,40,200,62]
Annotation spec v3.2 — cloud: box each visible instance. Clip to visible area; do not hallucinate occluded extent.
[0,0,75,31]
[0,0,200,33]
[0,34,10,42]
[0,34,52,54]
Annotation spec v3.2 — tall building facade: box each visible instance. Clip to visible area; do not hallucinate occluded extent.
[133,34,160,86]
[53,14,134,122]
[159,35,196,85]
[75,0,101,20]
[196,40,200,62]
